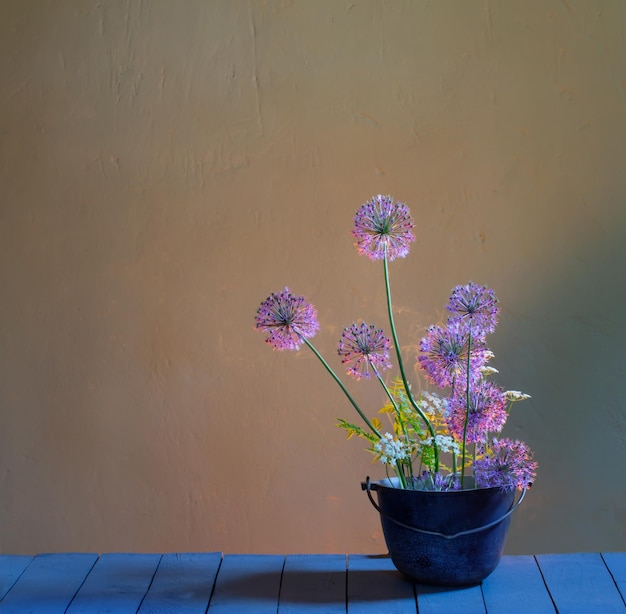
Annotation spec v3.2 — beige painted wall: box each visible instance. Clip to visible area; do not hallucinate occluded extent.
[1,0,625,555]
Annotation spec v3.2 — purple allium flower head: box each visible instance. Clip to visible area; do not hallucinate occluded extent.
[445,380,508,444]
[447,282,500,337]
[337,322,392,380]
[475,438,538,491]
[352,195,415,261]
[255,287,320,351]
[418,322,490,388]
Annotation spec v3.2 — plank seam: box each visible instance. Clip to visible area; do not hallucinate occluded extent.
[601,552,626,608]
[478,580,488,614]
[63,553,101,613]
[532,555,558,613]
[205,551,225,613]
[344,553,348,614]
[135,553,164,613]
[0,555,35,601]
[275,554,287,614]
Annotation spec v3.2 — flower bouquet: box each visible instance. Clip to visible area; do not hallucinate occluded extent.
[255,195,537,585]
[255,195,536,494]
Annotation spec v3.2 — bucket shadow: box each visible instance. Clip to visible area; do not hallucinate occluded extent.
[210,555,477,606]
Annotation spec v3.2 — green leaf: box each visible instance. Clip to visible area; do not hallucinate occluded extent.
[420,444,435,470]
[336,419,377,443]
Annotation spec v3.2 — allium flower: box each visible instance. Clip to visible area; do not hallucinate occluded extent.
[352,195,415,261]
[475,438,537,491]
[255,287,319,351]
[374,432,410,465]
[447,282,500,337]
[445,380,508,443]
[337,322,392,379]
[418,322,490,388]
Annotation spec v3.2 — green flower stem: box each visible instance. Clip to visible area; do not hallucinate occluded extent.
[460,324,472,488]
[395,461,408,489]
[382,251,439,473]
[372,364,414,482]
[372,365,407,437]
[302,337,382,439]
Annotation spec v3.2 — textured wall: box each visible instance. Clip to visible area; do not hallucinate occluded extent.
[1,0,625,555]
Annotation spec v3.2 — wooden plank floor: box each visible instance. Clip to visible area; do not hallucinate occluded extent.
[0,552,624,613]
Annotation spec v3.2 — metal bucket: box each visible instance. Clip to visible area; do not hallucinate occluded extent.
[362,476,526,586]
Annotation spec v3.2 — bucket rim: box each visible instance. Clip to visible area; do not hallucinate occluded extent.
[367,475,511,495]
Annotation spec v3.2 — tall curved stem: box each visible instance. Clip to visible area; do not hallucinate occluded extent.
[302,337,381,439]
[372,364,414,483]
[460,323,472,488]
[382,251,439,473]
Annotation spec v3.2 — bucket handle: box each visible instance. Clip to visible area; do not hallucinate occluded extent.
[361,476,527,540]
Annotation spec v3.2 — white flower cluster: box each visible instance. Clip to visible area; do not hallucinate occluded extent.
[420,391,446,415]
[421,434,461,455]
[374,432,410,465]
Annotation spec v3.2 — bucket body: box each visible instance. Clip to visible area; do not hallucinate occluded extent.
[370,477,516,586]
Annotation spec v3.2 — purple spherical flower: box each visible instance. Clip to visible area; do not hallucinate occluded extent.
[445,380,508,444]
[475,438,537,491]
[255,287,320,351]
[352,195,415,261]
[418,322,490,388]
[447,282,500,337]
[337,322,392,380]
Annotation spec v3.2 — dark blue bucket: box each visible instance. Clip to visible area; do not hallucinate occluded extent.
[362,476,526,586]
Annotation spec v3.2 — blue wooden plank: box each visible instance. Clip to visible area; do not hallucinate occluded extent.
[0,555,34,600]
[481,555,555,613]
[347,554,416,613]
[602,552,626,605]
[0,553,98,613]
[139,552,222,613]
[278,554,347,614]
[208,553,284,613]
[66,553,161,613]
[415,582,486,614]
[537,552,626,613]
